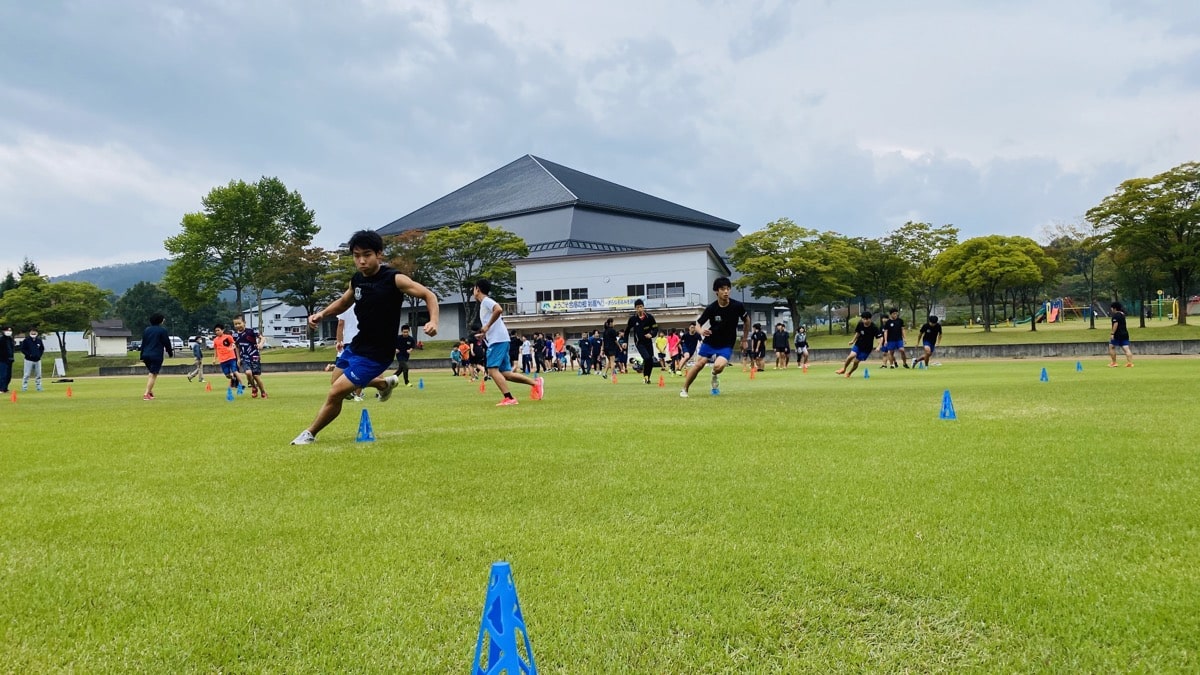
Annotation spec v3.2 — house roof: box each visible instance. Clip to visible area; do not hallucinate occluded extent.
[89,319,132,338]
[515,242,731,275]
[242,299,286,315]
[378,155,740,235]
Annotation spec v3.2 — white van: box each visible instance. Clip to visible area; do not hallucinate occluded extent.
[169,336,185,351]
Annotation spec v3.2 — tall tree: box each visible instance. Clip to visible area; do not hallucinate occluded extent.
[855,237,911,314]
[1045,223,1108,329]
[423,222,529,328]
[0,273,108,367]
[885,222,960,323]
[1005,239,1058,332]
[935,236,1044,332]
[259,244,337,349]
[0,270,17,298]
[163,177,318,314]
[1087,161,1200,325]
[385,230,437,332]
[726,220,857,332]
[1109,246,1165,328]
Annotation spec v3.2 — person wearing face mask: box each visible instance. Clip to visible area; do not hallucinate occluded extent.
[0,326,15,393]
[20,327,46,392]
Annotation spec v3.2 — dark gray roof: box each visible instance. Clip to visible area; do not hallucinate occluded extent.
[89,319,132,338]
[378,155,740,235]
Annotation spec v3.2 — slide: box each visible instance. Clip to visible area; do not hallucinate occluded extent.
[1014,305,1047,325]
[1047,306,1059,323]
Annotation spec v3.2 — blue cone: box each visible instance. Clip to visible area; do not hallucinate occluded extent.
[863,368,870,379]
[473,561,536,675]
[1076,360,1083,372]
[226,387,234,402]
[237,383,245,395]
[1040,367,1049,382]
[418,378,424,390]
[940,389,957,420]
[356,408,375,442]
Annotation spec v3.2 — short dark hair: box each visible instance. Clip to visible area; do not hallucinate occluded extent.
[149,313,164,325]
[347,230,383,253]
[400,325,410,331]
[861,311,873,319]
[889,307,899,314]
[928,315,939,323]
[214,323,225,330]
[474,278,492,295]
[634,298,645,307]
[753,323,761,329]
[713,276,732,291]
[1110,301,1124,312]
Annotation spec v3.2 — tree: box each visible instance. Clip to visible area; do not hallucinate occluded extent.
[935,236,1045,332]
[0,270,17,298]
[725,220,856,333]
[259,244,338,349]
[0,273,108,367]
[1045,223,1108,329]
[854,237,911,314]
[1087,161,1200,326]
[1004,239,1058,332]
[163,177,318,314]
[114,282,230,339]
[1109,246,1166,328]
[423,222,529,328]
[384,230,438,332]
[885,222,959,323]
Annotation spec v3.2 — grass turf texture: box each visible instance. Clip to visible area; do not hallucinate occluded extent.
[2,359,1197,672]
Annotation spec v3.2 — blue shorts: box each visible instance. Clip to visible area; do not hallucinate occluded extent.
[1110,338,1131,347]
[697,343,733,362]
[486,343,513,372]
[883,340,904,352]
[143,358,163,375]
[241,357,262,375]
[851,346,872,361]
[220,359,240,377]
[922,342,936,354]
[335,346,390,387]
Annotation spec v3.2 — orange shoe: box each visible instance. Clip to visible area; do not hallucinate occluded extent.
[496,397,519,406]
[1107,363,1119,368]
[1125,363,1134,368]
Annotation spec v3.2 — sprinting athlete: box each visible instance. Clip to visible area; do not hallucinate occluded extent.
[917,315,942,368]
[680,277,751,397]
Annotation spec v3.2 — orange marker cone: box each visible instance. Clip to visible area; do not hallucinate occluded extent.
[66,386,73,398]
[611,373,617,384]
[205,381,213,392]
[479,380,486,394]
[9,391,15,403]
[658,374,665,387]
[750,367,757,380]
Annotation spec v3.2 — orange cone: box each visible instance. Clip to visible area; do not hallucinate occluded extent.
[658,374,665,387]
[750,367,757,380]
[205,381,213,392]
[611,373,617,384]
[9,391,15,403]
[66,386,73,398]
[479,380,486,393]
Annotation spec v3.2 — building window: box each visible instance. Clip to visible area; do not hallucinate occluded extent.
[571,288,588,300]
[274,314,281,320]
[552,288,570,301]
[536,290,552,302]
[646,283,665,299]
[627,284,645,297]
[666,282,685,298]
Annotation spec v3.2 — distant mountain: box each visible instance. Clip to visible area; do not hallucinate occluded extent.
[52,259,171,295]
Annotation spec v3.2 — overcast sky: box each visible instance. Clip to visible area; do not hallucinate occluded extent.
[2,0,1198,277]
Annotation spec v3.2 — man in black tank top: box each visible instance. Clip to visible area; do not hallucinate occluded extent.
[291,230,441,445]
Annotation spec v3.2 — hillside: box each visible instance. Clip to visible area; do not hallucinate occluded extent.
[52,259,170,295]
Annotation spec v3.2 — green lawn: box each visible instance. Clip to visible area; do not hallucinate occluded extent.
[3,358,1197,672]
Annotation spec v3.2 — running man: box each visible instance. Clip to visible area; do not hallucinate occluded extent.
[291,230,439,445]
[601,318,619,378]
[835,311,882,378]
[212,324,242,390]
[680,277,751,397]
[394,324,417,386]
[232,317,267,398]
[626,299,659,384]
[1108,301,1133,367]
[916,315,942,368]
[474,278,542,406]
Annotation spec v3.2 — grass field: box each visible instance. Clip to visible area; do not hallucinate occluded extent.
[2,357,1198,672]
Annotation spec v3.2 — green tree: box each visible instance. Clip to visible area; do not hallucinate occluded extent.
[1087,161,1200,326]
[1004,239,1058,332]
[423,222,529,328]
[259,244,337,349]
[0,273,108,367]
[385,230,438,332]
[1108,246,1166,328]
[726,220,856,333]
[855,237,911,314]
[885,222,959,323]
[935,236,1045,332]
[164,177,318,314]
[1045,223,1109,329]
[0,270,17,298]
[115,282,185,337]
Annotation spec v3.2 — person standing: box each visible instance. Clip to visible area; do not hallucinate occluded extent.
[232,317,268,398]
[680,277,751,397]
[474,278,541,406]
[916,315,942,368]
[291,229,439,445]
[185,336,206,383]
[772,323,790,370]
[0,326,15,393]
[794,325,811,371]
[1108,301,1134,368]
[394,324,417,386]
[140,313,174,400]
[20,327,45,392]
[626,299,658,384]
[835,312,882,378]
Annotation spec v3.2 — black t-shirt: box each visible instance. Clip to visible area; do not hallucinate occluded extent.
[626,311,657,345]
[395,334,417,362]
[509,335,522,361]
[751,329,768,352]
[351,265,405,363]
[772,329,789,350]
[680,331,700,355]
[1111,312,1129,341]
[853,321,883,352]
[882,317,905,342]
[471,339,486,364]
[697,299,748,349]
[603,327,619,351]
[919,322,942,344]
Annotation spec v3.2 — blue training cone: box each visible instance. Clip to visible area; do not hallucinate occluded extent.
[473,561,536,675]
[226,387,234,402]
[237,383,245,395]
[940,389,957,420]
[1040,367,1049,382]
[863,368,870,379]
[356,408,375,442]
[418,378,424,390]
[1076,360,1083,372]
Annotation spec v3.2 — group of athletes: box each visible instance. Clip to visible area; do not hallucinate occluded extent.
[191,317,270,398]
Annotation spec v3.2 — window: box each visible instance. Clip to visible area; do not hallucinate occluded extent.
[666,282,685,298]
[646,283,665,299]
[274,313,281,320]
[627,284,645,297]
[536,290,552,302]
[552,288,570,301]
[571,288,588,300]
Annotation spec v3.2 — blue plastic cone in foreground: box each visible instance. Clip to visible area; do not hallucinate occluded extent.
[863,368,870,379]
[1040,367,1049,382]
[473,561,536,675]
[1076,360,1083,372]
[356,408,375,442]
[226,387,234,402]
[418,378,424,390]
[940,389,957,420]
[237,382,245,395]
